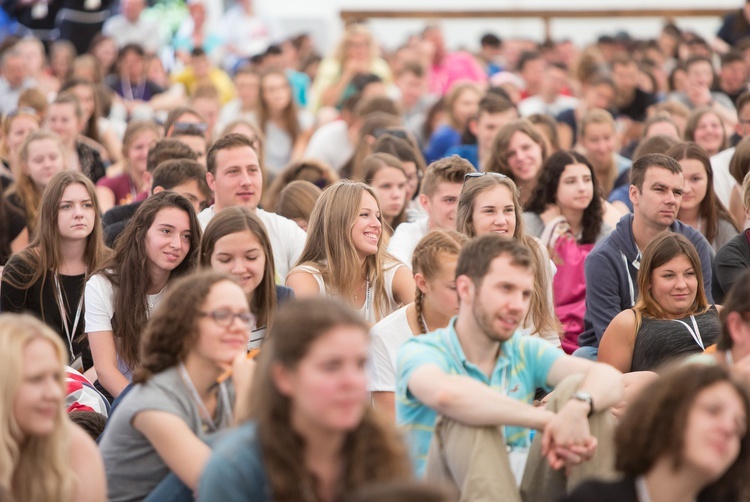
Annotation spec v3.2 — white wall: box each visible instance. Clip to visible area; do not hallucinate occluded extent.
[255,0,740,52]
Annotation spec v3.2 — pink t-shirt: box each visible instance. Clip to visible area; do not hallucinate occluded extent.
[429,51,487,95]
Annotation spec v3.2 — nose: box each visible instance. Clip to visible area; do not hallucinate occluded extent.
[239,170,253,187]
[170,233,183,249]
[230,259,246,275]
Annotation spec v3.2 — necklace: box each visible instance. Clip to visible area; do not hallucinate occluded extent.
[178,362,233,433]
[353,280,367,302]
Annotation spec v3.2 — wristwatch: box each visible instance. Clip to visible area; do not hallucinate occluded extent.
[571,391,595,417]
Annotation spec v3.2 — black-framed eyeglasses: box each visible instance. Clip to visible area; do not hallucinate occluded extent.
[463,171,508,183]
[200,310,257,328]
[167,121,209,138]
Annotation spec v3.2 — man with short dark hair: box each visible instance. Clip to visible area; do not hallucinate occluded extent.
[397,235,623,498]
[669,55,737,127]
[576,154,715,360]
[199,133,305,281]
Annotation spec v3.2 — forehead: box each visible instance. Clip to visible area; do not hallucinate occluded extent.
[204,280,249,308]
[483,255,533,287]
[61,182,90,198]
[359,190,378,209]
[216,146,258,169]
[653,253,693,271]
[643,166,683,186]
[475,184,513,205]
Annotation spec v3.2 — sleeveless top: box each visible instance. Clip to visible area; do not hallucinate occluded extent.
[630,306,720,372]
[289,261,402,324]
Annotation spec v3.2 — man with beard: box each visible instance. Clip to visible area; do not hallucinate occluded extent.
[396,235,624,500]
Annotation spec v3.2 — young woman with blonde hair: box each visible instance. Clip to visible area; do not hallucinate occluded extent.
[286,180,415,324]
[370,230,466,419]
[7,130,67,235]
[485,118,550,208]
[2,172,109,371]
[200,206,293,347]
[456,172,560,346]
[0,107,40,186]
[276,180,323,232]
[0,314,106,502]
[198,298,413,501]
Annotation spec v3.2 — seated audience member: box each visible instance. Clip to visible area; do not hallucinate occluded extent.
[371,132,428,222]
[528,113,562,154]
[200,206,294,345]
[424,82,482,163]
[713,172,750,303]
[711,91,750,209]
[484,118,550,208]
[370,230,466,420]
[106,44,164,113]
[46,93,106,183]
[99,272,256,501]
[388,155,473,268]
[669,55,737,127]
[421,24,487,96]
[7,131,66,236]
[556,74,616,148]
[86,192,201,400]
[339,111,403,181]
[216,68,260,133]
[362,153,409,236]
[456,172,560,345]
[611,54,657,123]
[728,137,750,225]
[667,142,740,253]
[286,181,415,323]
[599,233,720,373]
[684,107,729,157]
[275,180,322,231]
[0,314,106,501]
[562,364,750,502]
[166,120,209,166]
[577,108,631,200]
[576,154,715,360]
[198,133,306,281]
[171,48,235,105]
[102,0,161,53]
[445,94,518,170]
[68,411,108,441]
[1,105,41,185]
[262,158,338,211]
[0,187,27,266]
[524,151,610,354]
[398,235,624,495]
[518,63,578,117]
[1,172,109,371]
[198,298,413,501]
[620,112,681,160]
[393,61,436,145]
[96,120,162,212]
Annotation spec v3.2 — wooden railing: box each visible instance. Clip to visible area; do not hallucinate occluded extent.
[340,9,732,39]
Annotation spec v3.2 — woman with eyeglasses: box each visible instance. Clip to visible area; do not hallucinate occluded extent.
[200,206,294,348]
[99,271,257,502]
[524,151,610,353]
[96,120,162,213]
[456,171,561,346]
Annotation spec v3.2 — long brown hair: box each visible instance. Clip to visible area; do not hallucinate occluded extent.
[133,271,238,384]
[362,152,408,233]
[2,171,110,314]
[667,142,739,245]
[243,298,412,500]
[257,70,301,145]
[97,191,201,370]
[199,207,277,330]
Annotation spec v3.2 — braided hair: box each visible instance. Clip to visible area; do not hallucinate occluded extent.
[411,230,467,334]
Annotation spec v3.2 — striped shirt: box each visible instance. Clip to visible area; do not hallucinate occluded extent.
[396,317,563,476]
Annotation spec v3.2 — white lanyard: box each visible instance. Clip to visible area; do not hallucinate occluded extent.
[635,476,652,502]
[672,314,703,350]
[54,273,83,360]
[178,362,233,433]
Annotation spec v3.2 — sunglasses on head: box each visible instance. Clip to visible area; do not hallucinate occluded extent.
[463,171,508,183]
[166,121,209,138]
[372,128,410,141]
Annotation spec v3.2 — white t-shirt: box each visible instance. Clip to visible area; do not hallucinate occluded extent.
[387,217,430,270]
[368,305,413,392]
[198,206,305,282]
[303,120,352,172]
[84,273,165,379]
[710,147,741,209]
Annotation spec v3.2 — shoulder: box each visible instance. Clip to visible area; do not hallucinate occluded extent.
[522,212,544,238]
[562,478,637,502]
[372,305,411,339]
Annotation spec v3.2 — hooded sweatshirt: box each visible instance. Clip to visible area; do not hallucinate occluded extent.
[578,214,714,348]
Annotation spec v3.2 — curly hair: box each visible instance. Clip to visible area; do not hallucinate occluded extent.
[525,150,604,245]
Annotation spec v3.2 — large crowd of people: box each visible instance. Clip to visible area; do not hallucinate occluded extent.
[5,0,750,500]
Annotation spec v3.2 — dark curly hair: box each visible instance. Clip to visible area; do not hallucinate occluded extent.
[525,150,604,244]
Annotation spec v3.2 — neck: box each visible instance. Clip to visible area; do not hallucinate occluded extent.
[182,353,223,400]
[559,206,584,235]
[148,265,170,295]
[632,216,668,254]
[643,458,706,502]
[678,206,700,228]
[478,143,492,170]
[421,295,453,331]
[58,238,87,275]
[294,414,346,496]
[128,166,145,192]
[454,309,501,376]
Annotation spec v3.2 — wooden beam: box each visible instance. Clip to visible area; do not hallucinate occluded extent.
[340,9,731,21]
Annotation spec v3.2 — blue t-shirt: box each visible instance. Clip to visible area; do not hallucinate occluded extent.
[424,125,461,163]
[445,144,479,170]
[396,317,563,476]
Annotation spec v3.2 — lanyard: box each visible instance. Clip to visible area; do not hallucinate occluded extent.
[672,314,703,350]
[54,273,83,360]
[123,77,146,102]
[178,362,233,433]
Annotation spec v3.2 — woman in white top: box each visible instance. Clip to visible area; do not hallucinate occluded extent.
[85,191,201,400]
[370,229,466,420]
[456,172,561,346]
[286,180,415,324]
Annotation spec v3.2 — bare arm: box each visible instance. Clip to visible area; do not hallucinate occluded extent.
[408,364,554,430]
[285,270,321,298]
[69,423,107,502]
[131,411,211,491]
[88,330,130,397]
[391,265,416,306]
[95,186,116,214]
[597,309,637,373]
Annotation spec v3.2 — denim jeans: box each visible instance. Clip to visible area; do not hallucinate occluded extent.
[572,345,598,361]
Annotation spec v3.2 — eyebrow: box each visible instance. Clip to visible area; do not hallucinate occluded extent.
[60,198,92,203]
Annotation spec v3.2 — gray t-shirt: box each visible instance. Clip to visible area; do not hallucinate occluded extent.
[100,366,234,502]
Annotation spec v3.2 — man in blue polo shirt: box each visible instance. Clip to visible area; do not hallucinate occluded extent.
[396,235,624,500]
